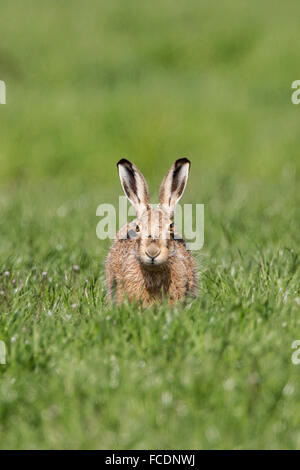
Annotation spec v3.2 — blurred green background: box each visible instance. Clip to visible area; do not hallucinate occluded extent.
[0,0,300,449]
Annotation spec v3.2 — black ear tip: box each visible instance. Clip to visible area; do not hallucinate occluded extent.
[117,158,132,168]
[175,157,191,167]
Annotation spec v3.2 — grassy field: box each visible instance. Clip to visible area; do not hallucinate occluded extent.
[0,0,300,449]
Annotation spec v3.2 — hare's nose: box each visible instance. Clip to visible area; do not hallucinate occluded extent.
[146,246,161,259]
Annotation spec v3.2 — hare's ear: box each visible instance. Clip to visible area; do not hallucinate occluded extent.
[117,159,150,217]
[159,158,190,217]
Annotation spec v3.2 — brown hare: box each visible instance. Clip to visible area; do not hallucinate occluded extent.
[105,158,197,306]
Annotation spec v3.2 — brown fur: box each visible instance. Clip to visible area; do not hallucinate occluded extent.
[106,228,197,306]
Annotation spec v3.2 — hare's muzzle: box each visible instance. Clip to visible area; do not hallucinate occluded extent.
[145,244,161,262]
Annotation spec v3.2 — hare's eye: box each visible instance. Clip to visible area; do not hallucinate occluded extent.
[169,223,174,232]
[136,225,140,232]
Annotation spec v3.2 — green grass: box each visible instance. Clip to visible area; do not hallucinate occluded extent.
[0,0,300,449]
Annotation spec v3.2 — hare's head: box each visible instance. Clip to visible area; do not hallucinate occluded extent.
[117,158,190,268]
